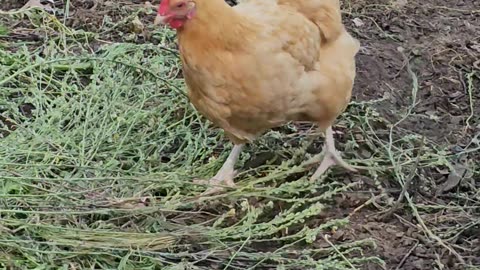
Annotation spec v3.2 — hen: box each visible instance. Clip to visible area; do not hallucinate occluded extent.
[154,0,361,193]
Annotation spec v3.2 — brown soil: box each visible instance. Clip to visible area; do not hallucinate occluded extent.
[348,0,480,145]
[336,1,480,269]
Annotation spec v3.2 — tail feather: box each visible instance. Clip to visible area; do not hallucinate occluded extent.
[278,0,344,43]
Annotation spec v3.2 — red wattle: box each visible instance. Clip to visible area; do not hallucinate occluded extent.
[169,19,184,29]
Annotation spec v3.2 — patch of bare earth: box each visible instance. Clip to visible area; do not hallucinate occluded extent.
[338,0,480,269]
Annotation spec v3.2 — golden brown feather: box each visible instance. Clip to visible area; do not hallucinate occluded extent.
[155,0,361,194]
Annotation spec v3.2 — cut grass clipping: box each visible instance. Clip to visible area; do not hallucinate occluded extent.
[1,7,478,270]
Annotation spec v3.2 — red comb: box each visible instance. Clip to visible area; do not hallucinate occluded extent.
[158,0,170,16]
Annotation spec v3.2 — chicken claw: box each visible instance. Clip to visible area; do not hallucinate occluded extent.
[310,127,357,181]
[195,144,244,195]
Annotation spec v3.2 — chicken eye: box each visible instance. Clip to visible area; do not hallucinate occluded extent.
[176,2,186,8]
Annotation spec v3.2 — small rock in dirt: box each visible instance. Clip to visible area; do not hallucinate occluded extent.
[21,0,54,13]
[131,16,145,34]
[425,110,440,121]
[332,230,345,241]
[470,43,480,53]
[392,0,408,9]
[354,133,364,142]
[352,18,365,28]
[416,244,428,252]
[360,149,372,158]
[411,48,422,56]
[385,227,397,235]
[401,237,415,245]
[145,1,155,9]
[412,258,427,269]
[435,167,450,175]
[436,160,471,195]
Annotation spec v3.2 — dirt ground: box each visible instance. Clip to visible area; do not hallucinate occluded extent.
[2,0,479,269]
[338,1,479,269]
[349,0,480,144]
[334,1,480,269]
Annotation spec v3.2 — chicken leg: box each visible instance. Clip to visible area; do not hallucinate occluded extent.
[310,126,357,181]
[198,144,244,195]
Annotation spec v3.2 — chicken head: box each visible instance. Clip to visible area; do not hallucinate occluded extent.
[154,0,197,29]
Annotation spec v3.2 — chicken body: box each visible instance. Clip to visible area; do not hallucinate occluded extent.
[156,0,360,193]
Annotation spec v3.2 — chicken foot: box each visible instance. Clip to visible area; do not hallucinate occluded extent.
[309,126,357,181]
[196,144,244,195]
